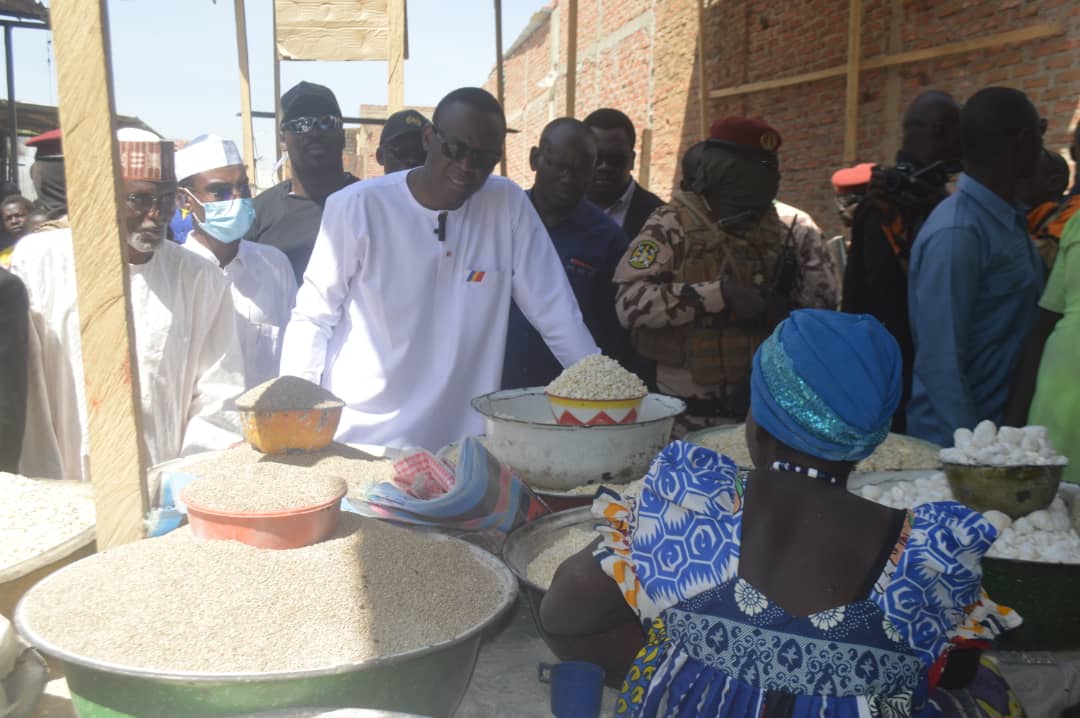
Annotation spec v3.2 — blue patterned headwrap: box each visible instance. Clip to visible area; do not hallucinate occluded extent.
[750,310,901,462]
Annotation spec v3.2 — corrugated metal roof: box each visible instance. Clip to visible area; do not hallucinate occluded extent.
[0,0,48,25]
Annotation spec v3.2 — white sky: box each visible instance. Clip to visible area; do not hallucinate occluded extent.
[5,0,542,185]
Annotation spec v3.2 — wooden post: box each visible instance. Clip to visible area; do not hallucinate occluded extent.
[697,0,708,139]
[494,0,507,176]
[234,0,257,185]
[272,2,283,180]
[51,0,149,549]
[565,0,578,117]
[4,26,16,186]
[639,128,652,190]
[843,0,863,164]
[387,0,405,112]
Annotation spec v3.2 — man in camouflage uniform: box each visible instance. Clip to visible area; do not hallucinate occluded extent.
[615,118,824,437]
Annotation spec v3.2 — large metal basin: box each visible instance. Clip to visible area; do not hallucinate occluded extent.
[15,533,518,718]
[471,389,684,491]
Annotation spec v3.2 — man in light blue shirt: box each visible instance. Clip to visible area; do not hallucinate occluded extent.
[907,87,1045,445]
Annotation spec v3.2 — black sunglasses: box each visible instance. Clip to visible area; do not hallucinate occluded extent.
[124,190,176,215]
[433,125,501,170]
[282,115,343,135]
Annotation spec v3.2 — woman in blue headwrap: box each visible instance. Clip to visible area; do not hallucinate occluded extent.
[542,310,1022,718]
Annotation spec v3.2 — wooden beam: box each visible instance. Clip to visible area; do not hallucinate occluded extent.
[272,2,283,181]
[565,0,578,117]
[387,0,405,112]
[639,127,652,190]
[51,0,149,549]
[843,0,863,163]
[234,0,256,185]
[494,0,507,176]
[697,0,708,139]
[709,22,1063,100]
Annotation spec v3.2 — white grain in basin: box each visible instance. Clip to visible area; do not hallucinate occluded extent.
[525,526,598,589]
[0,473,95,572]
[546,355,647,401]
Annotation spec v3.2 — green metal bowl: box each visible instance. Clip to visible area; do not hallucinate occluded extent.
[943,463,1064,519]
[14,533,518,718]
[981,553,1080,651]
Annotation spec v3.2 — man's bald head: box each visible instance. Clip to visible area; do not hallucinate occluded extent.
[901,90,962,168]
[530,118,598,224]
[960,86,1042,183]
[539,117,596,154]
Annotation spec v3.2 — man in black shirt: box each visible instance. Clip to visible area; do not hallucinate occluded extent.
[248,82,358,284]
[376,109,430,175]
[841,91,961,432]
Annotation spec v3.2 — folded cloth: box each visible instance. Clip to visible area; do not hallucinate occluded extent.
[347,437,550,541]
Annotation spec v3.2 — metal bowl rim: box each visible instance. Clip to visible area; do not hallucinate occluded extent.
[471,388,685,430]
[15,529,518,684]
[501,506,596,593]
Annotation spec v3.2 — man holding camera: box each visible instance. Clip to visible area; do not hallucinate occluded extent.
[614,118,803,435]
[841,91,961,432]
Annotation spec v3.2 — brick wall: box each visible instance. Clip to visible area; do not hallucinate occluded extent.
[485,0,1080,238]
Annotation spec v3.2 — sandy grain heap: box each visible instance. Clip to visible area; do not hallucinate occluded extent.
[0,474,95,572]
[184,471,346,513]
[236,376,344,412]
[20,516,506,673]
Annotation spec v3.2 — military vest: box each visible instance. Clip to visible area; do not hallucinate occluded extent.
[632,192,786,393]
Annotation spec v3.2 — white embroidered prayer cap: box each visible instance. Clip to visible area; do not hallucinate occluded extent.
[174,134,244,182]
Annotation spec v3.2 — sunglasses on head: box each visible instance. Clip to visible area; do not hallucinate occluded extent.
[282,115,343,135]
[433,125,501,170]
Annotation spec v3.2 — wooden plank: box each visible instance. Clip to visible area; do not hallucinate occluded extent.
[861,22,1062,70]
[234,0,257,185]
[275,0,394,62]
[697,0,708,139]
[50,0,148,549]
[387,0,405,112]
[709,22,1063,100]
[494,0,507,176]
[843,0,862,163]
[565,0,578,117]
[639,127,652,190]
[272,1,283,180]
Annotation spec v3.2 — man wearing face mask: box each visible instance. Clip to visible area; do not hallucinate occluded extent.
[248,82,358,284]
[614,117,798,436]
[282,87,598,451]
[177,135,297,388]
[11,128,243,480]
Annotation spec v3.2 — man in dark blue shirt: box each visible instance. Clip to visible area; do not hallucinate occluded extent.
[501,118,633,389]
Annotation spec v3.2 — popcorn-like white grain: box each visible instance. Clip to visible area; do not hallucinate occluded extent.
[546,355,647,401]
[0,474,96,572]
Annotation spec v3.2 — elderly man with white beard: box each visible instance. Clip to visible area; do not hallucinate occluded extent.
[11,128,244,480]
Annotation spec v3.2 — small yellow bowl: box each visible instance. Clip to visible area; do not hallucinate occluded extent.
[545,393,644,426]
[240,406,343,454]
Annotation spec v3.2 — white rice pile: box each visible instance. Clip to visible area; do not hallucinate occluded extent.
[525,526,598,589]
[0,474,96,573]
[546,355,647,401]
[20,516,505,673]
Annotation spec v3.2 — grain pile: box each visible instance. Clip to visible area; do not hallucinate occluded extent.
[184,471,346,513]
[235,376,343,412]
[546,355,647,401]
[20,516,506,673]
[177,445,395,499]
[691,427,941,472]
[0,474,95,573]
[525,526,598,589]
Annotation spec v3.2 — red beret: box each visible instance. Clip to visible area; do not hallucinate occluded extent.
[831,162,876,192]
[26,128,62,158]
[709,117,782,154]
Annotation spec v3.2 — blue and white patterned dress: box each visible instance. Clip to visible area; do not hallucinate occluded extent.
[592,441,1021,718]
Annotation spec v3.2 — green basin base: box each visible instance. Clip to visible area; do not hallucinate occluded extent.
[61,637,480,718]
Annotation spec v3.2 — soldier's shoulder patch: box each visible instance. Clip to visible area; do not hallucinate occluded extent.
[628,240,660,270]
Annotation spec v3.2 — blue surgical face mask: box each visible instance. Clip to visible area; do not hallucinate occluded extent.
[188,191,255,244]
